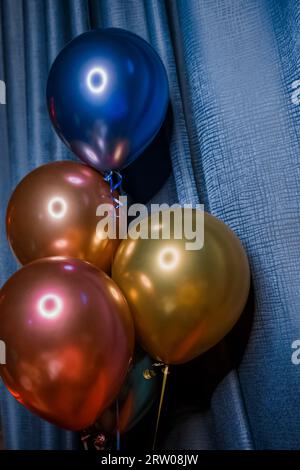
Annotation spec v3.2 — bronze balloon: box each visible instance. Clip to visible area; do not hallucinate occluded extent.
[6,161,120,273]
[0,258,134,430]
[112,208,250,365]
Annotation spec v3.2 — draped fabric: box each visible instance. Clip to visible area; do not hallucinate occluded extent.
[0,0,300,449]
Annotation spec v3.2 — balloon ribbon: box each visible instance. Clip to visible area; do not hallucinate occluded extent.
[116,399,121,451]
[104,170,123,210]
[153,365,169,450]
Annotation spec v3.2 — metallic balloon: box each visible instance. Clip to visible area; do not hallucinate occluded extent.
[6,161,120,273]
[96,353,158,434]
[0,258,134,430]
[46,28,169,172]
[112,208,250,365]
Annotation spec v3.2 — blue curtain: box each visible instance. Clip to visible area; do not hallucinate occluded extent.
[1,0,300,449]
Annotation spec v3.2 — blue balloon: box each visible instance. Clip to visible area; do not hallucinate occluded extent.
[95,354,158,435]
[123,354,158,432]
[46,28,169,173]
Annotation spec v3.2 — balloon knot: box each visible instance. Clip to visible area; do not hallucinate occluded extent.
[143,368,157,380]
[144,363,170,379]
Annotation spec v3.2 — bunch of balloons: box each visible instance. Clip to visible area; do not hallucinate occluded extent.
[0,28,250,439]
[0,28,168,433]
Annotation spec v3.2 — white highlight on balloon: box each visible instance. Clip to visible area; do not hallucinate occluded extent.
[86,67,108,94]
[158,247,180,271]
[38,294,63,318]
[48,197,67,219]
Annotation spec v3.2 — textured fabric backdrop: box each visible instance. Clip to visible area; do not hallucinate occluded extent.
[0,0,300,449]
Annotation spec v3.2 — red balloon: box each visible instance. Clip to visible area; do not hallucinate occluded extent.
[0,258,134,430]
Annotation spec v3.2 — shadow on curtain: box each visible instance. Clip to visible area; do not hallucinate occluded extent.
[0,0,300,449]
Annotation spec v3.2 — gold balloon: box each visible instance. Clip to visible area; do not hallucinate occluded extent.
[112,208,250,365]
[6,161,120,273]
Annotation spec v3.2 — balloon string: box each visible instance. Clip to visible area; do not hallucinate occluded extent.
[104,170,123,209]
[116,399,121,451]
[81,431,89,450]
[153,365,169,450]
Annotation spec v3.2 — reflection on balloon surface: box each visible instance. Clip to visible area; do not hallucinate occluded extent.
[86,67,108,94]
[158,246,180,271]
[47,196,67,219]
[38,293,63,319]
